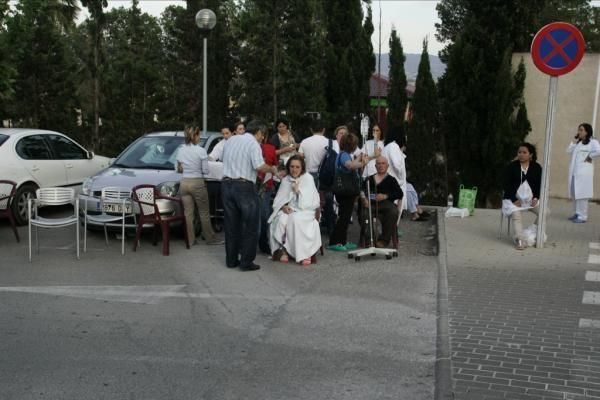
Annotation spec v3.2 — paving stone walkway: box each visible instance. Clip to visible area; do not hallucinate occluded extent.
[445,198,600,400]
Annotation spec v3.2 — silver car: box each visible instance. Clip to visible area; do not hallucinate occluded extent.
[79,130,223,231]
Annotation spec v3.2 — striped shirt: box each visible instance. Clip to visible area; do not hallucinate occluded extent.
[222,133,264,182]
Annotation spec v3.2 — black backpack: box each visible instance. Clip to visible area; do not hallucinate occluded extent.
[318,138,337,189]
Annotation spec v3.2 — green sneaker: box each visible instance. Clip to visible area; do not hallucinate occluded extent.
[344,242,358,250]
[327,244,347,252]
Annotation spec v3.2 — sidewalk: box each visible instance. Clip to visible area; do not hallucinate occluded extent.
[443,198,600,399]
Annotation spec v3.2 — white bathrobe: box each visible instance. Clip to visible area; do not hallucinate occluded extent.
[268,173,321,261]
[383,142,407,211]
[567,139,600,200]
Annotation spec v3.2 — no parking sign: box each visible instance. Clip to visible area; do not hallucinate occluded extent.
[531,22,585,248]
[531,22,585,76]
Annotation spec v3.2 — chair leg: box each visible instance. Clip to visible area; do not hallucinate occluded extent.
[133,222,143,251]
[76,215,80,260]
[103,224,109,246]
[7,211,19,242]
[28,217,32,263]
[160,222,170,256]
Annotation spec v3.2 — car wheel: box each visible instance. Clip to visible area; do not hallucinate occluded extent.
[12,183,37,225]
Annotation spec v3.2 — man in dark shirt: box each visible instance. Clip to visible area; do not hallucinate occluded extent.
[359,156,403,248]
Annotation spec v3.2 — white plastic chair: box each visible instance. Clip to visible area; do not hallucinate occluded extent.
[28,187,79,262]
[82,187,135,255]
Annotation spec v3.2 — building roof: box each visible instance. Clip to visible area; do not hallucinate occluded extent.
[370,73,415,99]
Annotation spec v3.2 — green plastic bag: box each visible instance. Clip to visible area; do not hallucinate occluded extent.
[458,185,477,216]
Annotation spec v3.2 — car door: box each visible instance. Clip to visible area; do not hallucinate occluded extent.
[15,134,67,188]
[45,134,95,185]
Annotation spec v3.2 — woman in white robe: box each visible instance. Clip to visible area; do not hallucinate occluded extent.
[268,155,322,266]
[383,128,407,212]
[567,123,600,223]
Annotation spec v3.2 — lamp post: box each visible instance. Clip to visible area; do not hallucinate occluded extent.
[195,9,217,137]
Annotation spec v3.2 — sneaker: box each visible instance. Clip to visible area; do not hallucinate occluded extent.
[344,242,358,250]
[568,214,579,221]
[327,244,347,251]
[573,217,587,223]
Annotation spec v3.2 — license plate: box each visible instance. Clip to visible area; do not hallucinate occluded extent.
[103,202,132,214]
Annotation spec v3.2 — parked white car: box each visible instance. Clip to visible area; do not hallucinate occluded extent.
[0,128,110,224]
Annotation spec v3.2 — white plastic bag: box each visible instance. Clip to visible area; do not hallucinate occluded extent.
[521,224,547,247]
[445,207,470,218]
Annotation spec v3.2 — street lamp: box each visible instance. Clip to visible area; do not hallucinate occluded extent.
[195,9,217,137]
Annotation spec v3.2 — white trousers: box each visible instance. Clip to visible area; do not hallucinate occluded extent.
[574,198,589,220]
[570,177,589,220]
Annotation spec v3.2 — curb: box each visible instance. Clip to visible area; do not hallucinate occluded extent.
[435,207,453,400]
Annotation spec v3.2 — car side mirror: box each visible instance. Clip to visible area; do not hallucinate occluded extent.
[87,151,94,160]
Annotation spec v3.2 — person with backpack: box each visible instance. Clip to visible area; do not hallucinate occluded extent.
[316,125,347,235]
[328,133,369,251]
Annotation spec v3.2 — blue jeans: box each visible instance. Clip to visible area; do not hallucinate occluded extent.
[221,180,260,268]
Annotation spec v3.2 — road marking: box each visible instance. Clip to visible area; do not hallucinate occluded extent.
[579,318,600,328]
[0,286,288,304]
[586,271,600,282]
[589,242,600,250]
[582,291,600,305]
[588,254,600,264]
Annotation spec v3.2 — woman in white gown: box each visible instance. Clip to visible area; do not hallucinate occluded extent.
[383,126,407,212]
[567,123,600,223]
[269,155,322,266]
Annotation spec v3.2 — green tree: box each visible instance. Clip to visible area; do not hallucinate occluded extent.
[437,0,532,206]
[0,0,16,122]
[80,0,107,151]
[436,0,598,54]
[407,39,445,205]
[159,1,233,130]
[386,29,407,131]
[96,3,165,155]
[4,0,79,132]
[234,0,327,137]
[323,0,375,127]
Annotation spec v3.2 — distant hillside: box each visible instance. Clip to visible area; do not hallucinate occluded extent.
[374,53,446,82]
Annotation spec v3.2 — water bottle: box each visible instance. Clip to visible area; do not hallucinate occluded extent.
[447,194,453,208]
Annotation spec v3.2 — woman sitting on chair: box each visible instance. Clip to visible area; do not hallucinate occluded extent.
[502,142,542,250]
[268,155,321,266]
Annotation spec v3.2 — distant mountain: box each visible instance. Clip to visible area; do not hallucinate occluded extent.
[374,53,446,82]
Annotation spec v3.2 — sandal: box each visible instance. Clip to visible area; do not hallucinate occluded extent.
[301,258,312,267]
[515,239,525,250]
[280,253,289,263]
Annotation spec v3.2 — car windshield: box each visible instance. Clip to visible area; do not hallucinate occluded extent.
[113,136,184,170]
[0,134,8,147]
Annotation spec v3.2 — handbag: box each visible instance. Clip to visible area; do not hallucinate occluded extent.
[332,153,360,197]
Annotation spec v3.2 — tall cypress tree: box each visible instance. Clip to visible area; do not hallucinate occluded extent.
[386,29,407,132]
[437,0,531,206]
[79,0,107,151]
[407,39,444,205]
[324,0,374,127]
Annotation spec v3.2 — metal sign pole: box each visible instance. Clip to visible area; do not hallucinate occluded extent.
[536,76,558,248]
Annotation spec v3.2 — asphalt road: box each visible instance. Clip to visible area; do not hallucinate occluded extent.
[0,210,438,400]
